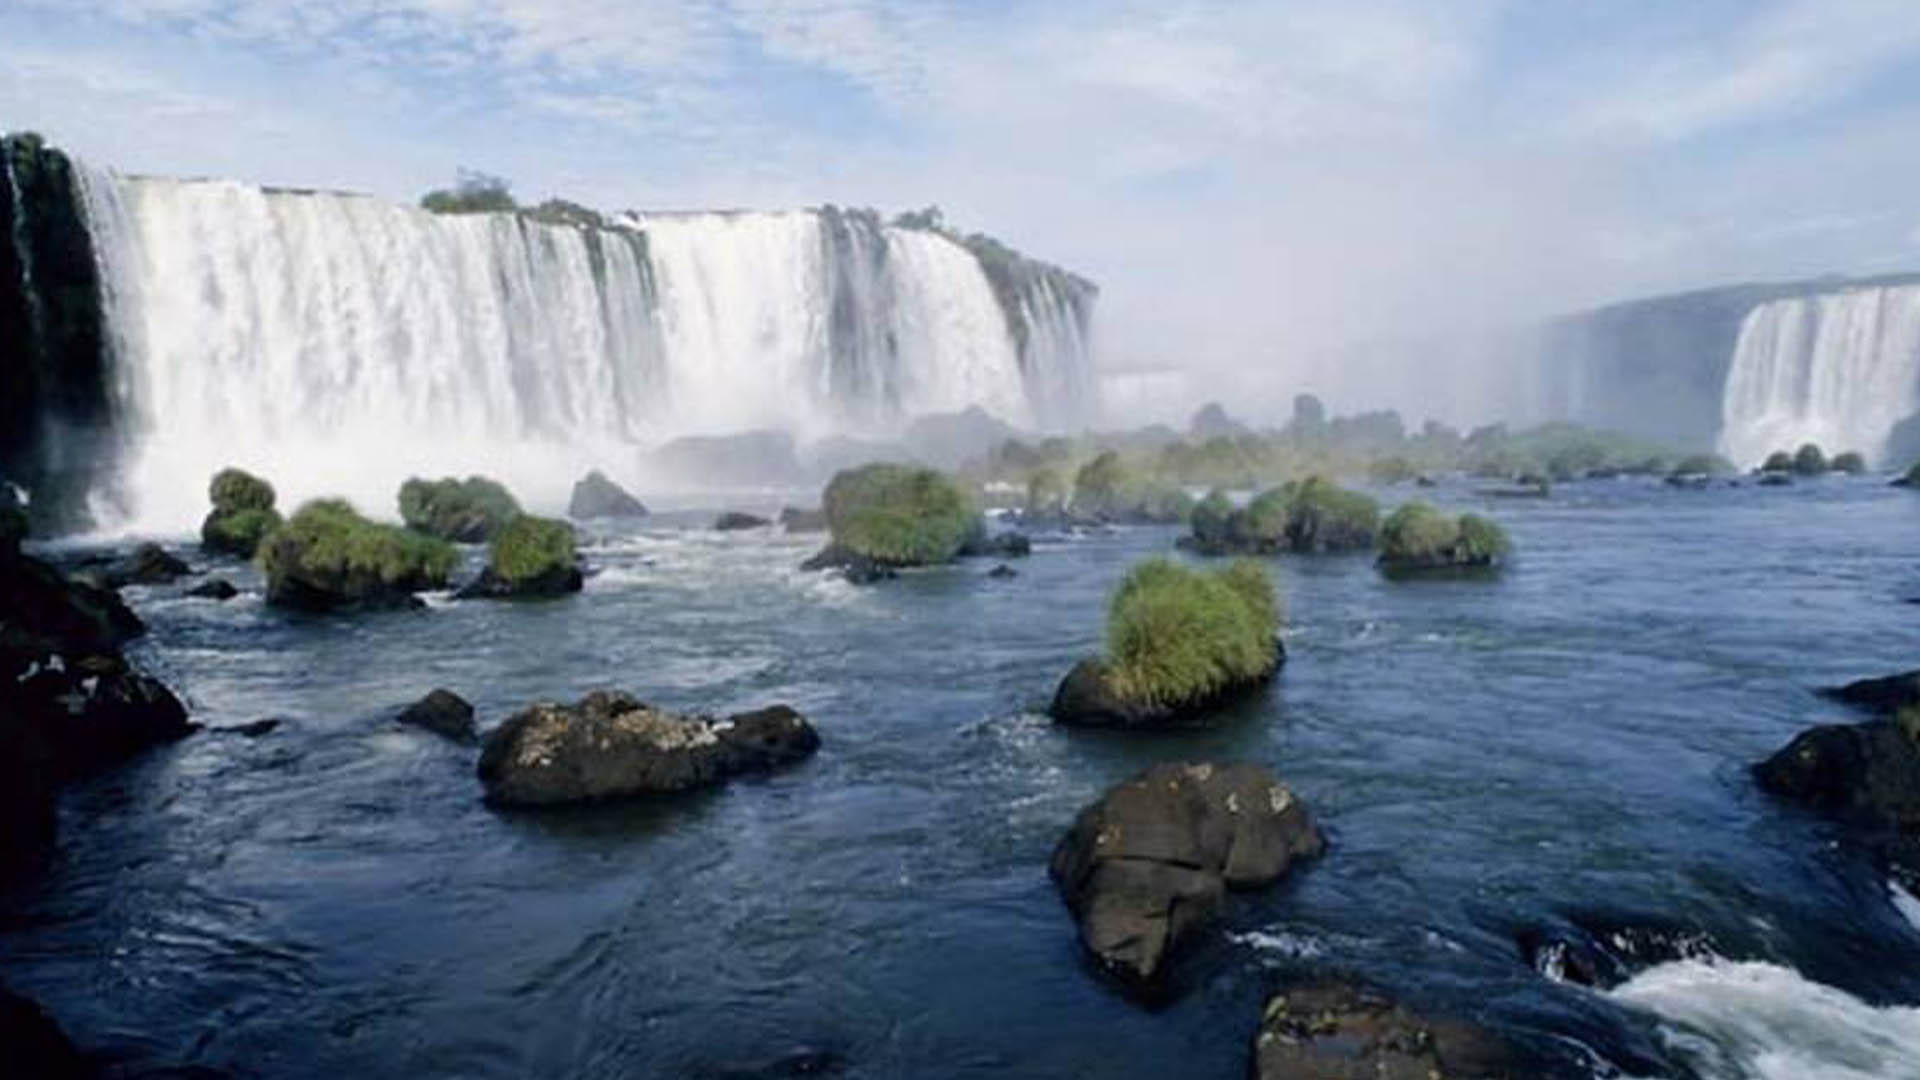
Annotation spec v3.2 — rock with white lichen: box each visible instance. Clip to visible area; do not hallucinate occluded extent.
[477,690,819,807]
[1048,761,1321,994]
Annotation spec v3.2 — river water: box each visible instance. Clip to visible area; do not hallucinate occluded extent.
[5,477,1920,1078]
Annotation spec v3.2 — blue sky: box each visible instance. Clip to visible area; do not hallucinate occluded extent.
[6,0,1920,378]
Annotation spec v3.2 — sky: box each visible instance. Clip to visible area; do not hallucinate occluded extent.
[6,0,1920,405]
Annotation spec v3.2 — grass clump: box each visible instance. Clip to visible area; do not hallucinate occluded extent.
[1793,443,1828,475]
[488,515,577,583]
[202,467,282,557]
[1830,451,1866,475]
[260,499,456,608]
[1026,467,1068,516]
[1282,476,1379,553]
[1378,501,1510,573]
[823,463,979,566]
[1071,451,1193,523]
[1190,489,1235,547]
[398,475,521,542]
[1102,557,1281,707]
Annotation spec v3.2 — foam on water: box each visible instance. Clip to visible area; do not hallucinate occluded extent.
[1609,958,1920,1080]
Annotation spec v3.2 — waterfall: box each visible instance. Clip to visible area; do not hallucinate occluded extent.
[1718,285,1920,467]
[56,171,1096,532]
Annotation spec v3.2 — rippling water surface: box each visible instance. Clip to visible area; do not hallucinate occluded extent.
[7,478,1920,1078]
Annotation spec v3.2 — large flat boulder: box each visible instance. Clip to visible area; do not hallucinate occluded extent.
[1049,762,1321,991]
[478,691,819,807]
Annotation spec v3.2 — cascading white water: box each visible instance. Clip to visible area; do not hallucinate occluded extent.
[73,172,1096,532]
[1717,285,1920,467]
[1610,958,1920,1080]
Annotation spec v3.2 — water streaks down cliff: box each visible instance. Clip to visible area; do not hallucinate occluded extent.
[1717,284,1920,468]
[0,140,1098,532]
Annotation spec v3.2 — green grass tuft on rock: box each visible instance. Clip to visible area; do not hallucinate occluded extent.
[1190,489,1235,546]
[202,506,282,557]
[823,463,979,566]
[1830,451,1866,475]
[261,499,457,596]
[1793,443,1828,475]
[1102,557,1280,707]
[209,467,276,514]
[398,476,522,542]
[1379,501,1510,572]
[488,514,577,583]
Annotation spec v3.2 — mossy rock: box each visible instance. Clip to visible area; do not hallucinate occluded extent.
[202,506,282,558]
[209,467,275,514]
[1830,451,1866,475]
[1378,501,1510,575]
[819,463,979,567]
[1793,443,1828,475]
[398,476,521,542]
[201,468,282,557]
[457,514,582,599]
[1189,489,1235,547]
[1070,452,1192,524]
[1184,476,1376,555]
[1051,557,1283,726]
[1669,453,1733,478]
[259,499,456,612]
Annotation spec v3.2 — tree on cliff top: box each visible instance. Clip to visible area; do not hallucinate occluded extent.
[420,169,516,214]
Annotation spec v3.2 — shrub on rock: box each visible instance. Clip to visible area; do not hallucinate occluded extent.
[1831,451,1867,475]
[477,690,819,807]
[398,475,521,542]
[1185,476,1377,555]
[1378,502,1510,574]
[1793,443,1828,475]
[1070,451,1192,523]
[1050,557,1282,727]
[260,499,456,611]
[567,469,647,519]
[1761,450,1794,473]
[817,463,979,567]
[1189,489,1235,548]
[456,514,582,599]
[1050,762,1321,991]
[201,467,282,557]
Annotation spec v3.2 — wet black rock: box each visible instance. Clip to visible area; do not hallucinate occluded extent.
[0,984,91,1079]
[568,470,648,519]
[398,688,476,742]
[714,511,773,531]
[798,544,898,585]
[1250,980,1522,1080]
[186,577,239,601]
[74,542,190,590]
[959,530,1031,559]
[1754,718,1920,825]
[478,691,820,807]
[1049,762,1321,992]
[1819,668,1920,714]
[986,564,1018,579]
[228,718,282,738]
[454,564,584,600]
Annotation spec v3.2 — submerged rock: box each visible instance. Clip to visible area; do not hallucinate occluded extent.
[568,469,648,519]
[714,511,773,531]
[186,577,239,600]
[1049,762,1322,991]
[398,688,476,742]
[1250,980,1521,1080]
[477,691,819,807]
[75,542,190,590]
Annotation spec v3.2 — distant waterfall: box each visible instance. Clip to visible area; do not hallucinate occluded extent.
[1717,285,1920,467]
[42,171,1097,531]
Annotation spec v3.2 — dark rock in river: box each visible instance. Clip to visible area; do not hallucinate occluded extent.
[1049,762,1321,991]
[798,543,898,584]
[398,688,476,742]
[1754,718,1920,825]
[76,542,190,589]
[1048,647,1283,729]
[477,691,820,807]
[228,718,281,738]
[714,511,773,531]
[0,984,92,1079]
[1250,980,1521,1080]
[1819,668,1920,714]
[986,564,1018,579]
[958,530,1031,559]
[568,469,648,519]
[778,506,828,533]
[12,659,196,779]
[186,577,238,600]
